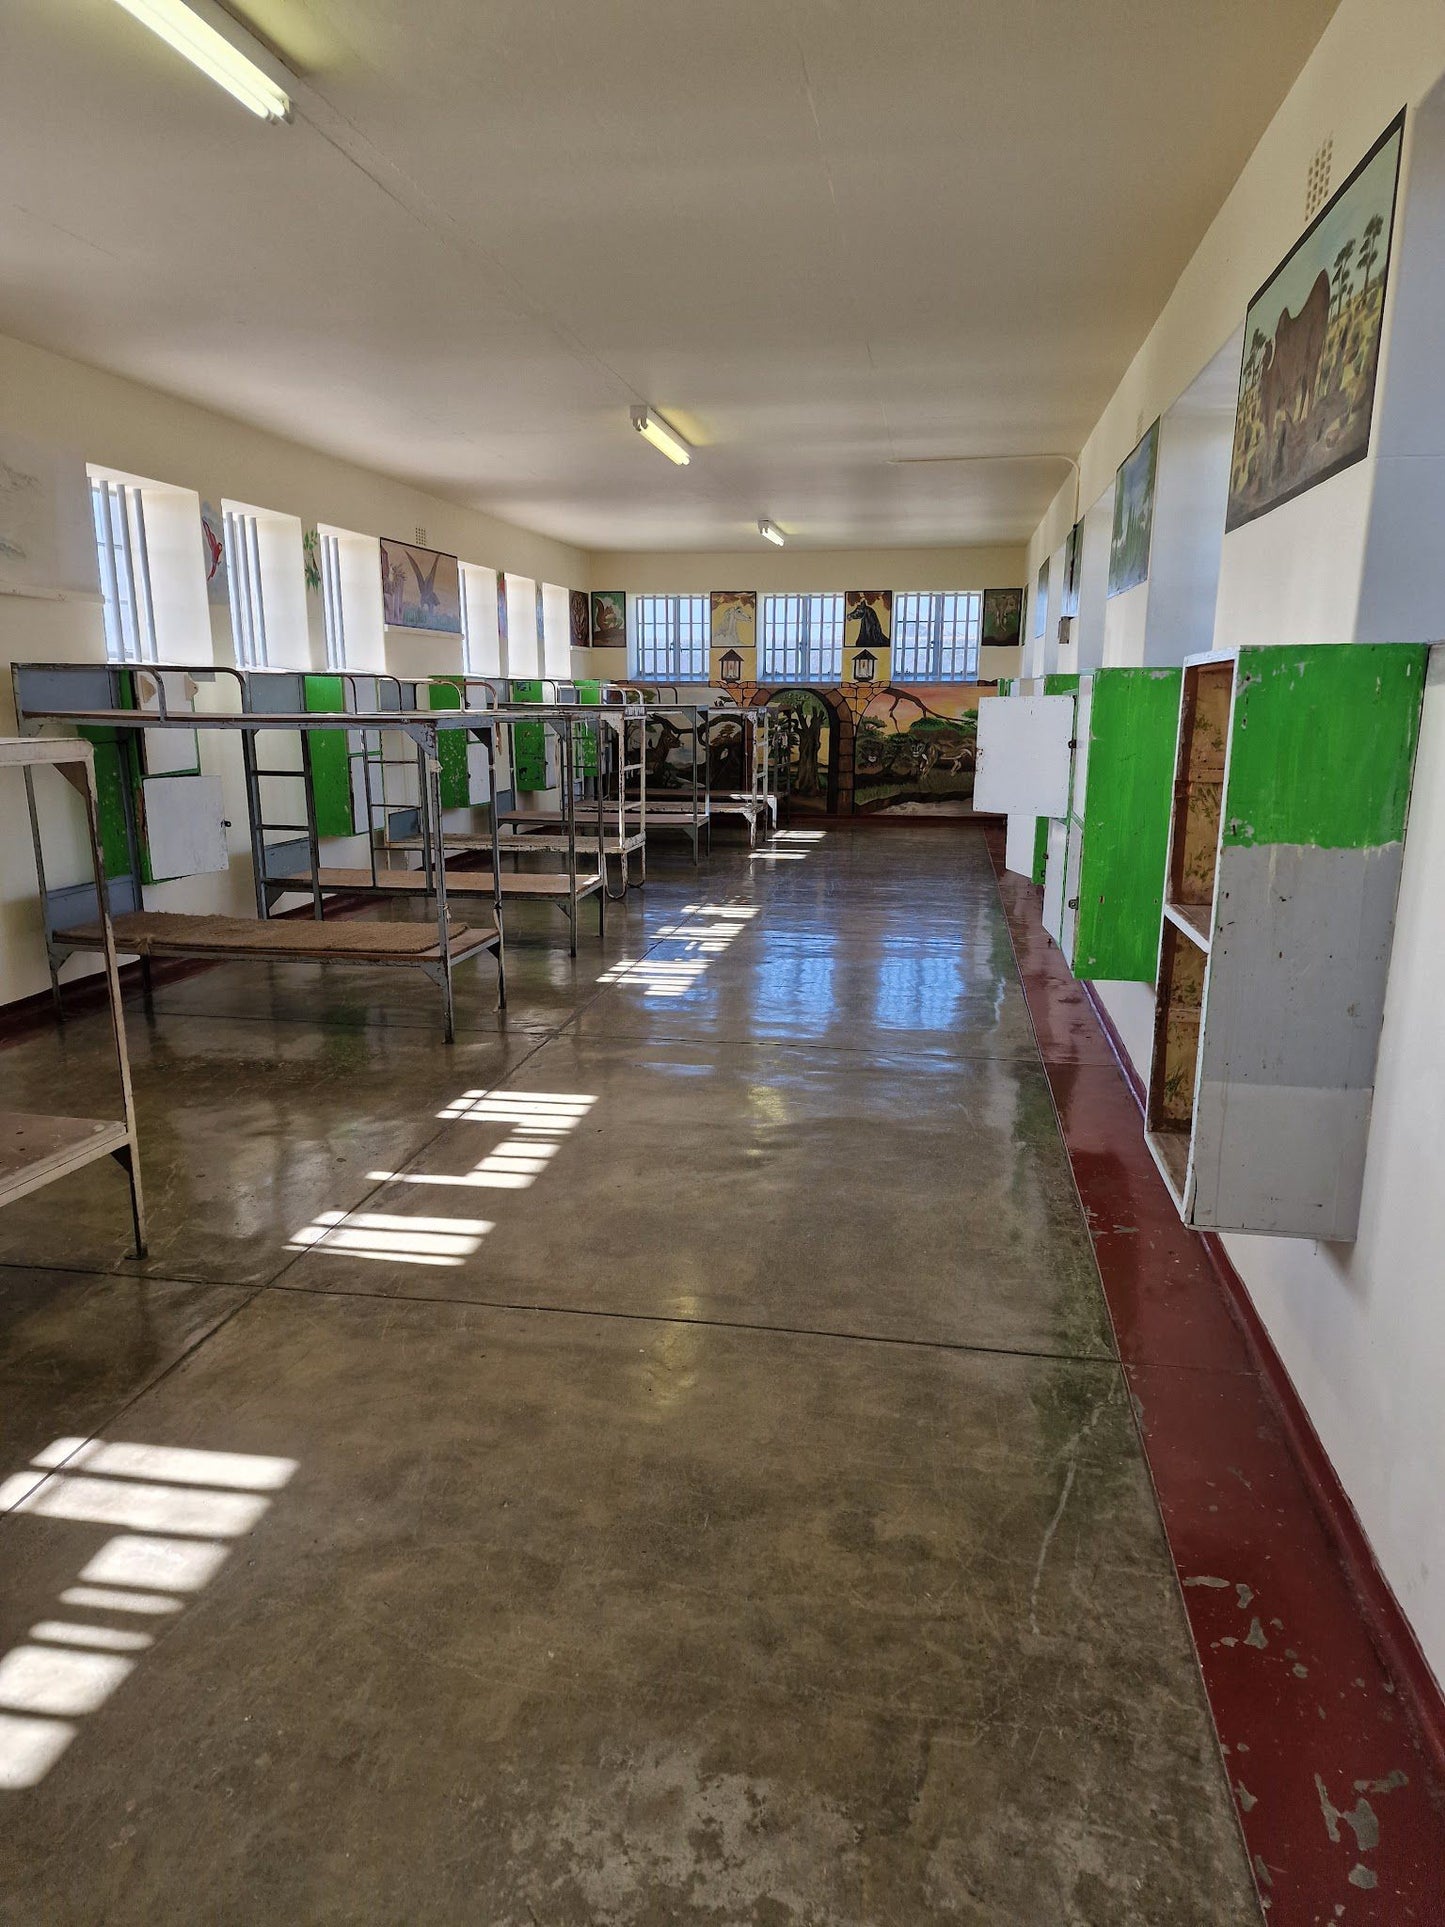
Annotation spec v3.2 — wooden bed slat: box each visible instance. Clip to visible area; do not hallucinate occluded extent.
[67,912,496,963]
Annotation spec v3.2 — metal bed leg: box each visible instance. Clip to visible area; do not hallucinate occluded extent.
[483,727,507,1011]
[423,740,455,1043]
[112,1143,149,1260]
[23,767,66,1020]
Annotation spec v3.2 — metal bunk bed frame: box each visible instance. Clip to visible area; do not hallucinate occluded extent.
[12,663,506,1042]
[615,687,714,863]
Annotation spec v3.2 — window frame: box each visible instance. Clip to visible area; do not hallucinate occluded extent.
[222,506,270,669]
[630,594,710,682]
[758,593,844,682]
[890,591,983,682]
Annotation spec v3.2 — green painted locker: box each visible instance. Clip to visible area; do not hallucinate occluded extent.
[426,680,471,809]
[510,679,549,790]
[573,678,600,776]
[303,674,357,838]
[1065,667,1182,982]
[1145,643,1428,1241]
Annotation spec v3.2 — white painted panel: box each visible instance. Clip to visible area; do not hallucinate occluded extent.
[141,775,228,881]
[1003,813,1037,877]
[1071,677,1094,818]
[973,695,1074,816]
[1042,818,1069,943]
[1060,816,1084,966]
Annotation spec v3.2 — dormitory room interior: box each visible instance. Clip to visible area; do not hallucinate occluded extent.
[5,2,1445,1922]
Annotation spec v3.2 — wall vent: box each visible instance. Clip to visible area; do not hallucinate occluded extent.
[1306,137,1333,220]
[414,524,427,547]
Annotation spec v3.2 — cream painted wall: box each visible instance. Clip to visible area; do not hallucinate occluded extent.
[586,546,1028,683]
[1031,0,1445,1688]
[0,328,589,1007]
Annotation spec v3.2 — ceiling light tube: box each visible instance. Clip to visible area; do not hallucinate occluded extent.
[630,406,691,467]
[758,519,785,547]
[110,0,292,121]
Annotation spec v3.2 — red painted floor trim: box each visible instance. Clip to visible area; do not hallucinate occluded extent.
[986,836,1445,1925]
[1079,978,1445,1787]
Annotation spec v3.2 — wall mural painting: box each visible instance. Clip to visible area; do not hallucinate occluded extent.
[1227,112,1404,532]
[843,590,891,683]
[1108,419,1159,596]
[981,587,1023,649]
[380,537,463,633]
[855,686,986,817]
[1033,560,1048,633]
[710,589,757,684]
[767,690,836,816]
[569,588,592,649]
[591,590,626,649]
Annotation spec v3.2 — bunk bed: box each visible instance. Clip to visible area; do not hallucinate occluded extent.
[12,663,506,1042]
[702,703,779,845]
[614,688,715,862]
[2,736,148,1256]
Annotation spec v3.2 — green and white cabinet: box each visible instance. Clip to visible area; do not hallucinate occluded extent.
[1146,644,1427,1240]
[974,678,1076,879]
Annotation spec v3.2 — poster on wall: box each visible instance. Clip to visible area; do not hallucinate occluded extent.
[380,536,462,633]
[496,571,509,650]
[569,588,591,649]
[1226,111,1404,532]
[844,590,891,682]
[1108,420,1159,596]
[981,588,1023,650]
[1033,561,1048,633]
[710,589,757,683]
[1061,521,1082,617]
[591,590,626,649]
[200,500,228,605]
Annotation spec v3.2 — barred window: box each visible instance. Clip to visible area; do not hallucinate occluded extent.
[759,594,844,681]
[631,595,709,680]
[890,592,982,681]
[90,477,159,665]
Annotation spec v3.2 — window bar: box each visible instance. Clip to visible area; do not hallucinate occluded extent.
[91,481,127,664]
[128,487,159,664]
[113,484,143,665]
[245,515,268,669]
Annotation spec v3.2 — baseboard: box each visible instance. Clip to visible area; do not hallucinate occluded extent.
[1082,985,1445,1779]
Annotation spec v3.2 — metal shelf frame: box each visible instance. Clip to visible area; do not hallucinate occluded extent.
[2,735,147,1256]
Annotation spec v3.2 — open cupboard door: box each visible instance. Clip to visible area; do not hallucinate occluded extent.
[973,695,1074,817]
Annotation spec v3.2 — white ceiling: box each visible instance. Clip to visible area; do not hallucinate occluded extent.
[0,0,1339,550]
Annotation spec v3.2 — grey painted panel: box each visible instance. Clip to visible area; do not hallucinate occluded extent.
[48,876,141,931]
[1207,843,1403,1088]
[1191,841,1405,1240]
[262,836,311,879]
[14,666,116,716]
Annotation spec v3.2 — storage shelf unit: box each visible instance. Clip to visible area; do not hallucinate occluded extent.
[1,737,147,1256]
[1145,645,1427,1240]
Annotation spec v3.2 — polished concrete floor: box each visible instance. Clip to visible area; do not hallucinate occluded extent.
[0,828,1258,1925]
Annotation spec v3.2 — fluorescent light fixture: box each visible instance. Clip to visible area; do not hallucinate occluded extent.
[758,519,786,547]
[109,0,292,121]
[630,406,691,467]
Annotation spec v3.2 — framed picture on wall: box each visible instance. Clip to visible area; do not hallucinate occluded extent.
[380,537,462,633]
[591,590,626,648]
[981,588,1023,648]
[1033,560,1048,635]
[1062,521,1082,617]
[1226,110,1405,532]
[1108,419,1159,597]
[569,588,591,648]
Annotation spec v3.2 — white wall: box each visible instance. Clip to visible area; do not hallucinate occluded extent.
[1041,4,1445,1688]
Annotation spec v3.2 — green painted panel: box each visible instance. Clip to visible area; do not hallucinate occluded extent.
[509,683,548,790]
[427,680,470,810]
[1224,645,1427,850]
[1043,673,1080,696]
[303,675,356,838]
[77,729,133,880]
[1032,815,1049,886]
[1072,667,1181,982]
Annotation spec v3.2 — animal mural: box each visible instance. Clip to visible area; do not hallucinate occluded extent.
[766,691,835,815]
[853,686,985,816]
[981,587,1023,648]
[1228,114,1402,531]
[591,590,626,649]
[844,591,891,679]
[379,537,462,633]
[569,588,591,650]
